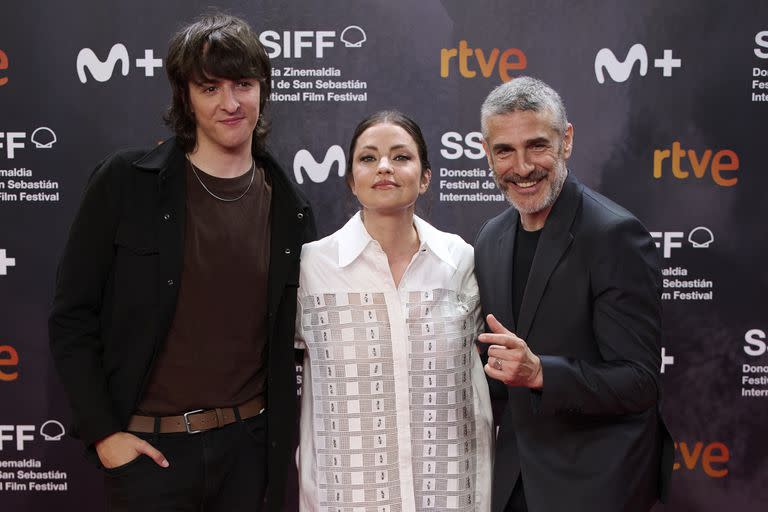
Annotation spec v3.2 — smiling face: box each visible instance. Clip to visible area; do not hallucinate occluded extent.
[483,109,573,230]
[348,122,431,216]
[188,76,261,156]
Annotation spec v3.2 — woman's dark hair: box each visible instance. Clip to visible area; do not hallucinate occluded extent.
[345,110,432,186]
[164,13,271,153]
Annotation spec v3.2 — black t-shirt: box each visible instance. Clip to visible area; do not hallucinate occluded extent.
[512,218,541,324]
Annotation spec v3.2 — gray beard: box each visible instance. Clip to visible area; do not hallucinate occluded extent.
[499,163,568,214]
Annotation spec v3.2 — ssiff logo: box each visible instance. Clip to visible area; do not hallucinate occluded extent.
[440,131,485,160]
[0,420,65,450]
[76,43,162,83]
[595,43,681,83]
[0,127,58,159]
[755,30,768,58]
[0,344,19,381]
[293,145,345,184]
[258,26,366,59]
[744,329,766,357]
[441,41,526,82]
[653,142,738,187]
[0,49,9,86]
[650,227,714,258]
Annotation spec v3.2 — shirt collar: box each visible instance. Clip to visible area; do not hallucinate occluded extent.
[337,212,458,270]
[413,215,458,270]
[337,212,373,267]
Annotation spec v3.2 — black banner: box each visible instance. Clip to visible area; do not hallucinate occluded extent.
[1,1,767,510]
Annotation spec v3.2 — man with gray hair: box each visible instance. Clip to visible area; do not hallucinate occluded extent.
[474,76,673,511]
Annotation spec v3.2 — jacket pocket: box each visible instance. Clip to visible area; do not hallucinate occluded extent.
[114,222,159,255]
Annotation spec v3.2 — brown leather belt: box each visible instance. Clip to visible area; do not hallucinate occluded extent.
[126,396,266,434]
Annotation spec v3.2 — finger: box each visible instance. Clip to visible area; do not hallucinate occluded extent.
[478,332,525,349]
[486,314,513,335]
[487,345,517,362]
[485,359,529,388]
[136,439,169,468]
[483,361,506,382]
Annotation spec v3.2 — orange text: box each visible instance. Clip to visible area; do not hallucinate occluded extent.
[0,49,8,86]
[674,441,729,478]
[653,142,739,187]
[0,345,19,381]
[440,40,526,82]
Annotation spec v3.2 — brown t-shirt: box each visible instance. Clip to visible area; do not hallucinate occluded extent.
[137,159,272,415]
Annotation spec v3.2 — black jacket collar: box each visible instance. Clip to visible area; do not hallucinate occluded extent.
[515,171,582,338]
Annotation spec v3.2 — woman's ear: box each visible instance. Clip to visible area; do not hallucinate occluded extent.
[419,168,432,194]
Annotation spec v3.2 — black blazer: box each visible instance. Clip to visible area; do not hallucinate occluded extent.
[49,138,316,510]
[475,173,673,512]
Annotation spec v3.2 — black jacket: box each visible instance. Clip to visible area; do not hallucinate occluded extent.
[475,173,673,512]
[49,137,316,510]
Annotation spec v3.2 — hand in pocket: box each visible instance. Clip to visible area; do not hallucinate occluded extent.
[96,431,169,469]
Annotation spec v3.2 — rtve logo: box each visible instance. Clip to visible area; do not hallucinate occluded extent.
[755,30,768,58]
[259,26,366,59]
[744,329,767,357]
[0,48,9,86]
[293,145,345,184]
[653,142,739,187]
[674,441,729,478]
[594,43,681,84]
[76,43,163,84]
[0,127,57,159]
[650,226,714,259]
[440,41,526,82]
[0,344,20,382]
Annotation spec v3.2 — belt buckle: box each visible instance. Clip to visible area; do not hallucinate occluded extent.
[183,409,205,434]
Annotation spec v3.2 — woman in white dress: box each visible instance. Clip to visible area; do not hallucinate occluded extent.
[296,111,493,512]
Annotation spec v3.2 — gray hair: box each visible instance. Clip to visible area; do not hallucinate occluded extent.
[480,76,568,137]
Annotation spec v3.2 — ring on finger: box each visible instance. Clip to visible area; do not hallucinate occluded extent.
[492,357,503,371]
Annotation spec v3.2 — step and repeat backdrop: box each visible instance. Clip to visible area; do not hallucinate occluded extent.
[1,0,767,510]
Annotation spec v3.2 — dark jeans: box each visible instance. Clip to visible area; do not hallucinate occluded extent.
[103,412,267,512]
[504,475,528,512]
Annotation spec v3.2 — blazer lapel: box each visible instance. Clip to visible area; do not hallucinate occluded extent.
[516,173,581,339]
